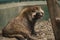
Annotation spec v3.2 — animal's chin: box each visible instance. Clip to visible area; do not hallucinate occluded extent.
[37,15,42,18]
[35,15,43,18]
[32,16,42,21]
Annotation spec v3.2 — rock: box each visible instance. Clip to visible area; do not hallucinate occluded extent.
[34,20,55,40]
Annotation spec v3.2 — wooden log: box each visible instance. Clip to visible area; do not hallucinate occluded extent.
[46,0,58,40]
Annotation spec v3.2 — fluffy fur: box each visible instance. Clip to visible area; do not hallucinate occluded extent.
[2,6,44,40]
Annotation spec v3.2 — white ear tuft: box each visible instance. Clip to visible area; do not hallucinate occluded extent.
[40,8,44,13]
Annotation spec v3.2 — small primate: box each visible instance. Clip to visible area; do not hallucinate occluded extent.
[2,6,44,40]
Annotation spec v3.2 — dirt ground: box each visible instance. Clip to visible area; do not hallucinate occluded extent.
[0,20,55,40]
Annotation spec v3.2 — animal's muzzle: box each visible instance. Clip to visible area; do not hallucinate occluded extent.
[36,12,43,18]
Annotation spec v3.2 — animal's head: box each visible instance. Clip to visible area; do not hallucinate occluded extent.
[30,6,44,20]
[20,6,44,21]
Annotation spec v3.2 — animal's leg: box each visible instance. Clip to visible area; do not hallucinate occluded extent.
[31,26,36,36]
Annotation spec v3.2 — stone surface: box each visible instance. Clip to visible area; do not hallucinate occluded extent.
[34,20,55,40]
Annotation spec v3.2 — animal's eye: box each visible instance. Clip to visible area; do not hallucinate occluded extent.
[35,7,39,10]
[32,10,35,12]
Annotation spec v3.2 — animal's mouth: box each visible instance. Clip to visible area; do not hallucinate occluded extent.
[34,12,43,19]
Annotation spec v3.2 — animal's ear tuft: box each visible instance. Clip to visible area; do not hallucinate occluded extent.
[40,8,44,14]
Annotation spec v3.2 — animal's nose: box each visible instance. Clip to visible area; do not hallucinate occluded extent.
[36,12,43,17]
[36,12,40,15]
